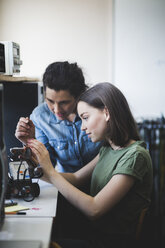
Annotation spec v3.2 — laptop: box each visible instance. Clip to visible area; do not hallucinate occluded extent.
[0,240,42,248]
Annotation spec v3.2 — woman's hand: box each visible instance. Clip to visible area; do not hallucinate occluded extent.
[27,139,55,178]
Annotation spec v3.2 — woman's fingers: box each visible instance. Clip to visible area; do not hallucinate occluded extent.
[27,139,50,165]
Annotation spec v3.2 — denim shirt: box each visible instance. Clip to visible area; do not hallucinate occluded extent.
[30,102,102,172]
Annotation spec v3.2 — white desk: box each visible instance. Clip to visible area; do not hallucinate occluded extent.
[7,180,58,217]
[0,180,58,248]
[0,217,53,248]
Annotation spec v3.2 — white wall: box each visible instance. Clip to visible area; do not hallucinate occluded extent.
[1,0,164,119]
[113,0,165,118]
[0,0,112,84]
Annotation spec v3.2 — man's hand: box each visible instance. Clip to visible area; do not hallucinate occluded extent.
[15,117,35,145]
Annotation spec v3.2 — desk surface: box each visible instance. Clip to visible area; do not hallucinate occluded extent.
[7,180,58,217]
[0,180,58,248]
[0,217,53,248]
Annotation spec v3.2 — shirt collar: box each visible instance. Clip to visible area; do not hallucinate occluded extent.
[46,104,81,125]
[63,115,81,126]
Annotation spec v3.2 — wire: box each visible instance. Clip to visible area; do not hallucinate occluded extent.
[17,160,23,180]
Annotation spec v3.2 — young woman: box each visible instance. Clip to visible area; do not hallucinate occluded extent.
[27,82,153,248]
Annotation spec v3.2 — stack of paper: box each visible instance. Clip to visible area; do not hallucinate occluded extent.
[5,205,29,214]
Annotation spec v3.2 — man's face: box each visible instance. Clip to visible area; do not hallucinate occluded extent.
[45,87,77,121]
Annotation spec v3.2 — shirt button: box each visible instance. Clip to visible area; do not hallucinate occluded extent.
[74,141,77,144]
[57,146,60,149]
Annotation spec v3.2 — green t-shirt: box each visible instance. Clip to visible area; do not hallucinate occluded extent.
[90,141,153,236]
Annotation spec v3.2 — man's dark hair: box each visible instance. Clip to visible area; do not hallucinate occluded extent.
[43,61,88,99]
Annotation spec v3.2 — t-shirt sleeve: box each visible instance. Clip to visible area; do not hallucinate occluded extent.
[112,152,148,181]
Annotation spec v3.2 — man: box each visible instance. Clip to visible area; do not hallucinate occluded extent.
[15,61,102,172]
